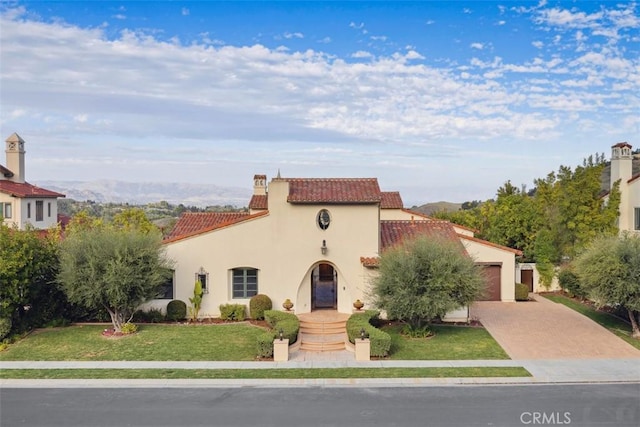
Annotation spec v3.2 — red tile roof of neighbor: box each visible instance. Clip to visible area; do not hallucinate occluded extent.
[400,208,479,234]
[380,191,403,209]
[163,211,266,243]
[380,220,464,251]
[286,178,382,204]
[612,142,632,149]
[0,180,65,198]
[0,165,14,178]
[249,194,268,210]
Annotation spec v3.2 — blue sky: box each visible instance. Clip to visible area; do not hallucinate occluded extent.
[1,1,638,206]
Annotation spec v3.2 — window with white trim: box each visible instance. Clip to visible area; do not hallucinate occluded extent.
[232,268,258,299]
[48,202,52,218]
[36,201,44,222]
[635,207,640,231]
[27,202,31,219]
[195,270,209,294]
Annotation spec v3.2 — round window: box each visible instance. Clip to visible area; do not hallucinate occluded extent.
[317,209,331,230]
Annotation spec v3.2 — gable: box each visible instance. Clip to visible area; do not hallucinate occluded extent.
[164,211,254,241]
[0,180,65,198]
[380,220,463,251]
[380,191,403,209]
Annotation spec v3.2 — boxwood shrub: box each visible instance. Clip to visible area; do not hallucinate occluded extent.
[346,310,391,358]
[515,283,530,301]
[256,310,300,358]
[166,300,187,322]
[219,304,246,321]
[249,294,272,320]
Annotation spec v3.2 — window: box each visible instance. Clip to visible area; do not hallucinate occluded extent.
[48,202,51,218]
[232,268,258,298]
[27,202,31,219]
[195,269,208,294]
[36,201,44,221]
[0,203,11,219]
[635,208,640,231]
[157,270,174,299]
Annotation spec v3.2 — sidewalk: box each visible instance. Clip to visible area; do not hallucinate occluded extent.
[2,358,638,387]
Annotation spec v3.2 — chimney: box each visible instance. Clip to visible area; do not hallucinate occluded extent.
[5,133,26,183]
[253,174,267,195]
[611,142,633,189]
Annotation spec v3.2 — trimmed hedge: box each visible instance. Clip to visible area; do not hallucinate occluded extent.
[219,304,246,321]
[166,300,187,322]
[515,283,530,301]
[558,268,586,298]
[346,310,391,358]
[132,307,165,323]
[249,294,272,320]
[256,310,300,358]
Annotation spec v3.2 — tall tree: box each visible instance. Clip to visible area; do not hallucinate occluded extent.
[58,226,173,332]
[372,237,484,330]
[0,225,61,337]
[575,234,640,338]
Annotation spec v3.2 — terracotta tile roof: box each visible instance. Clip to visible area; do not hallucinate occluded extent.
[380,220,463,251]
[380,191,403,209]
[360,256,379,267]
[249,194,268,210]
[458,234,523,256]
[0,180,65,198]
[0,165,13,178]
[401,208,479,234]
[286,178,382,204]
[612,142,632,149]
[163,211,266,243]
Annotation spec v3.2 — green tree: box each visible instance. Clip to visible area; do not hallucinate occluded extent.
[0,225,61,336]
[372,237,484,330]
[575,234,640,338]
[189,279,204,321]
[112,208,156,234]
[58,226,173,332]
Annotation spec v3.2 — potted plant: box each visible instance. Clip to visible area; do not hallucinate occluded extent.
[282,298,294,311]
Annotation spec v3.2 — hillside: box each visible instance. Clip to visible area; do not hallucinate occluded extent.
[409,201,462,216]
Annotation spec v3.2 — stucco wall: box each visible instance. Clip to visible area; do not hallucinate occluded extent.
[0,195,58,230]
[461,238,516,302]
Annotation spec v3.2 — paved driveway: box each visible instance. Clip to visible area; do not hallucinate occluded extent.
[471,294,640,359]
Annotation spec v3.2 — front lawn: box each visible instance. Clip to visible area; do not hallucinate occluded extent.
[384,324,510,360]
[0,324,265,361]
[542,293,640,351]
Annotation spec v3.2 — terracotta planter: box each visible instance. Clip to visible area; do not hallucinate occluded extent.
[282,299,294,311]
[353,299,364,310]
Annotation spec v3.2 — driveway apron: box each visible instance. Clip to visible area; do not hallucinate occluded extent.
[471,294,640,359]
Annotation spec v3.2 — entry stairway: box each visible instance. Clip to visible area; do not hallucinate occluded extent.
[297,311,350,352]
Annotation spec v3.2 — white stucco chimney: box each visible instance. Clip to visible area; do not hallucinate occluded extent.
[611,142,633,190]
[5,133,26,183]
[253,174,267,195]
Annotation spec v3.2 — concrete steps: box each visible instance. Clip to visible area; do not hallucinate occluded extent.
[297,311,349,352]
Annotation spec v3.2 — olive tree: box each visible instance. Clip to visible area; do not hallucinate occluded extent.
[575,233,640,338]
[372,236,484,331]
[58,226,173,332]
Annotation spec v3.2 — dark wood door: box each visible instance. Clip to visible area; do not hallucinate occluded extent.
[521,269,534,292]
[479,265,501,301]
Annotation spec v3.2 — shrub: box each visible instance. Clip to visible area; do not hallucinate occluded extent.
[256,310,300,358]
[346,310,391,357]
[0,317,11,341]
[219,304,246,321]
[515,283,530,301]
[166,300,187,322]
[120,322,138,335]
[133,307,165,323]
[558,268,586,298]
[249,294,272,320]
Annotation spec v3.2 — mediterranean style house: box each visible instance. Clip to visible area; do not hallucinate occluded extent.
[1,133,65,230]
[158,173,522,319]
[607,142,639,234]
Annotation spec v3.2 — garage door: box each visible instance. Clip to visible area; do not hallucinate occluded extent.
[479,264,501,301]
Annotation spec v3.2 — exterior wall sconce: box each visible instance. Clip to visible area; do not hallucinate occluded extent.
[321,240,327,255]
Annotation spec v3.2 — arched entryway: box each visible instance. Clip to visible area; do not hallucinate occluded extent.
[312,263,337,310]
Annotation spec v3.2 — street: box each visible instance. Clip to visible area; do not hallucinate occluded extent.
[2,383,639,427]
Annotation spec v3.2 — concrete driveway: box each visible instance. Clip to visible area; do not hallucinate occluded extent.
[471,294,640,359]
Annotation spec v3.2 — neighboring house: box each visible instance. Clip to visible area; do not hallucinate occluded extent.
[0,133,65,230]
[604,142,640,234]
[159,174,521,318]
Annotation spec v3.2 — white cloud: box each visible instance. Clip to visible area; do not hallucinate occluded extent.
[497,20,506,26]
[463,8,472,14]
[532,41,544,49]
[283,32,304,39]
[113,14,126,20]
[351,51,373,59]
[470,42,484,50]
[181,8,189,16]
[349,22,364,29]
[425,20,435,25]
[317,37,331,44]
[370,35,387,41]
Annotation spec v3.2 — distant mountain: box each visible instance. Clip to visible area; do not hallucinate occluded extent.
[410,201,462,216]
[35,180,251,208]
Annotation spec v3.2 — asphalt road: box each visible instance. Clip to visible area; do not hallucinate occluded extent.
[1,384,639,427]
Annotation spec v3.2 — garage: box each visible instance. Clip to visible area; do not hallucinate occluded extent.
[478,263,501,301]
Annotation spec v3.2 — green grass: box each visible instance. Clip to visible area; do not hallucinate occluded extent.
[0,367,530,380]
[0,324,265,361]
[384,324,510,360]
[543,294,640,351]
